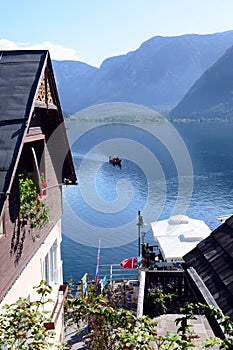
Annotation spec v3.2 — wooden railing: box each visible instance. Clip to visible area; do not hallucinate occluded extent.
[44,284,68,330]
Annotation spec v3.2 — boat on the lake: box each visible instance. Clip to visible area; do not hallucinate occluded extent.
[109,156,122,167]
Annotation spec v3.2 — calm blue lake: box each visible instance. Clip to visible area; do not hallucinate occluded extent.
[61,120,233,282]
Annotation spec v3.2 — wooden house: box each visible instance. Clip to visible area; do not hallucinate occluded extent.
[183,215,233,339]
[0,50,77,342]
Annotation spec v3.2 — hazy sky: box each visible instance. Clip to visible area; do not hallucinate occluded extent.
[1,0,233,67]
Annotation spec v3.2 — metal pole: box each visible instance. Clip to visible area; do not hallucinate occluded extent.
[110,264,113,286]
[138,210,141,257]
[137,270,146,318]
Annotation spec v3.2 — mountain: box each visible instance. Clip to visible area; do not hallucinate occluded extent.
[171,45,233,120]
[52,60,98,113]
[52,31,233,114]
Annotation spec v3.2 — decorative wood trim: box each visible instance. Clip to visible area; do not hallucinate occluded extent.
[36,73,56,107]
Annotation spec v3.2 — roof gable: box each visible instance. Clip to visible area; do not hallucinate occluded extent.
[0,50,76,215]
[0,51,47,209]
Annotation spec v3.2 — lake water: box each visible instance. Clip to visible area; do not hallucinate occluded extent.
[61,119,233,282]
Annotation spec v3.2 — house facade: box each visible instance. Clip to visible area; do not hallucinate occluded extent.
[0,50,77,343]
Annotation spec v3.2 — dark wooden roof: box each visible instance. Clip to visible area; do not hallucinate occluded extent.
[183,215,233,320]
[0,50,77,215]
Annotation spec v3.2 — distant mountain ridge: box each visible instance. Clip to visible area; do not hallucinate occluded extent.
[52,31,233,115]
[171,45,233,119]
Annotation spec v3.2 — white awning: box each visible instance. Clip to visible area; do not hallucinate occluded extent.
[150,214,211,262]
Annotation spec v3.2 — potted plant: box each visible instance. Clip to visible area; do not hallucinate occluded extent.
[18,174,49,232]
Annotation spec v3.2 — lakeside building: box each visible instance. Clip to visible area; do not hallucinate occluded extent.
[147,213,233,340]
[183,214,233,338]
[0,50,77,343]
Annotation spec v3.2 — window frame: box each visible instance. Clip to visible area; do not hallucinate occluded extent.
[43,239,59,286]
[0,212,6,240]
[18,137,47,201]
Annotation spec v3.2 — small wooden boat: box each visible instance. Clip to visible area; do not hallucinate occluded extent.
[109,156,122,167]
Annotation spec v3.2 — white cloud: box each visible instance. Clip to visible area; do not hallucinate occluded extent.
[0,39,79,61]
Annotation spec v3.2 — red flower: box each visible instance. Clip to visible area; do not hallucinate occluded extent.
[42,180,48,188]
[37,192,43,201]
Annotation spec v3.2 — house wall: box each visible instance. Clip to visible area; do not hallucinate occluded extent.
[0,220,62,303]
[0,54,76,348]
[0,110,66,344]
[0,220,64,344]
[0,139,63,303]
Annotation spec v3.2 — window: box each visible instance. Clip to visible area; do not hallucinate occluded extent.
[18,140,45,192]
[0,213,5,238]
[0,220,3,235]
[43,240,59,286]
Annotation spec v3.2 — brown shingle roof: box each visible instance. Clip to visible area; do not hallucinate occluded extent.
[183,215,233,320]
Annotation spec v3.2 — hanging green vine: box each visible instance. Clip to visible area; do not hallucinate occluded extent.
[19,174,49,230]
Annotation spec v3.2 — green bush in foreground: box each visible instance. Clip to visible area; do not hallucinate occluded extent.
[65,282,233,350]
[0,281,68,350]
[1,280,233,349]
